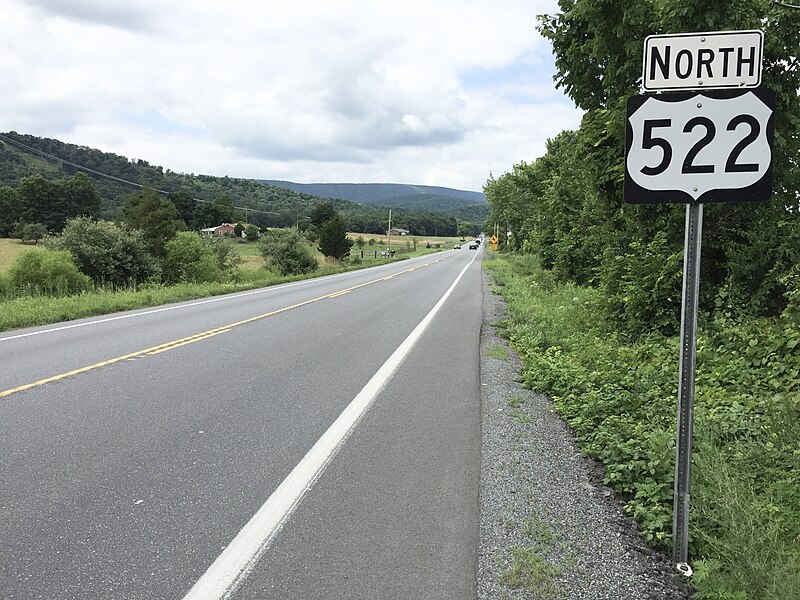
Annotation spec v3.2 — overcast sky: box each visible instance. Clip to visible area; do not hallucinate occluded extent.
[1,0,583,192]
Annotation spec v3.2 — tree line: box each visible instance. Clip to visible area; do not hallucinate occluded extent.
[0,132,476,236]
[485,0,799,335]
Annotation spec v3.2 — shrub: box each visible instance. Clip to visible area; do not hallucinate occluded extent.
[45,217,157,287]
[259,228,318,276]
[162,232,222,284]
[5,248,91,296]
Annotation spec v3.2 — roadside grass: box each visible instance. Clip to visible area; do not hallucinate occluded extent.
[0,258,379,332]
[507,394,526,408]
[485,254,800,600]
[487,344,509,360]
[497,511,562,598]
[0,233,426,332]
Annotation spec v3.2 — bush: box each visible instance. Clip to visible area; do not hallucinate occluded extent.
[162,232,222,284]
[259,228,318,276]
[45,217,157,287]
[5,247,91,297]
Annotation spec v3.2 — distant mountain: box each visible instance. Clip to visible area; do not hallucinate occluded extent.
[262,181,487,224]
[262,181,485,204]
[262,181,485,205]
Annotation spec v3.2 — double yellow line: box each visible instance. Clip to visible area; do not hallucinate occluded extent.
[0,256,450,399]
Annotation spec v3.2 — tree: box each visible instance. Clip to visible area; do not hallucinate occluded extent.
[0,186,22,236]
[46,217,157,287]
[168,190,197,227]
[122,188,184,256]
[259,228,318,275]
[318,214,353,260]
[244,225,259,242]
[309,201,337,228]
[16,173,100,233]
[193,194,241,228]
[162,232,221,284]
[534,0,800,324]
[13,222,47,244]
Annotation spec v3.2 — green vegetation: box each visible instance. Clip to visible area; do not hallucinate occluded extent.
[487,344,510,361]
[317,213,353,260]
[497,510,561,597]
[0,132,473,236]
[507,394,525,408]
[259,228,319,276]
[0,239,26,270]
[483,4,799,597]
[0,260,358,332]
[43,217,157,287]
[4,247,91,297]
[486,256,799,599]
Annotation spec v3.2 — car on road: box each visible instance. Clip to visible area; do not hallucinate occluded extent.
[468,243,478,250]
[453,244,461,249]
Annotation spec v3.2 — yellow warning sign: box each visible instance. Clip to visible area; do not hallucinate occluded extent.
[490,235,498,245]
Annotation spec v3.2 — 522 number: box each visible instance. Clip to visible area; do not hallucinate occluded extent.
[640,115,760,177]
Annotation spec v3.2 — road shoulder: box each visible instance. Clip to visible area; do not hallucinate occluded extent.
[477,269,691,599]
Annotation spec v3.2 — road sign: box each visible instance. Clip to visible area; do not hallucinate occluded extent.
[489,235,498,244]
[624,87,774,204]
[643,30,763,92]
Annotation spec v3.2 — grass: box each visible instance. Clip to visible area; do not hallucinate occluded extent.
[497,512,562,597]
[507,410,532,424]
[498,546,560,597]
[0,231,438,332]
[0,238,27,272]
[487,344,509,360]
[507,394,525,408]
[347,232,466,261]
[0,259,366,333]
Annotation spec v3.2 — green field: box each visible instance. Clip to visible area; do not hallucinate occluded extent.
[0,238,27,272]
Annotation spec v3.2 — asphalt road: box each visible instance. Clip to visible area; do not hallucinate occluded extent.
[0,249,484,599]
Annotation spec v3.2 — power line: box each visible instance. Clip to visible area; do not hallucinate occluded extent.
[0,132,279,216]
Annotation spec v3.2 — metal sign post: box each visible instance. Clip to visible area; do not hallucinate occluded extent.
[623,29,773,575]
[672,202,703,572]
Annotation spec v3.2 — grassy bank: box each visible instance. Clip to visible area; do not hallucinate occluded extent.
[485,254,799,600]
[0,232,447,332]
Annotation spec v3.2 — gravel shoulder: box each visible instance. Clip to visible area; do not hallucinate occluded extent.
[477,269,692,599]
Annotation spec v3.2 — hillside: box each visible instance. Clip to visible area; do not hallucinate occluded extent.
[262,181,488,225]
[0,132,483,235]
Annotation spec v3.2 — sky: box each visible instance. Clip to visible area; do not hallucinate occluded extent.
[0,0,583,192]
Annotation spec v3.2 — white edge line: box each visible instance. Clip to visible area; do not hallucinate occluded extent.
[181,250,478,600]
[0,253,454,343]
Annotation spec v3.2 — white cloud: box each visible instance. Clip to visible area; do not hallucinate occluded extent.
[0,0,583,191]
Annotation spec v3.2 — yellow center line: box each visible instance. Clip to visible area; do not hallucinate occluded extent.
[0,254,454,399]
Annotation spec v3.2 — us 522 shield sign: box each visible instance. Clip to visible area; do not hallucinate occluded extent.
[624,87,775,204]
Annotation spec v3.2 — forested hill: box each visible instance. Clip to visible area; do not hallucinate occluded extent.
[0,132,483,235]
[263,181,489,224]
[262,181,485,204]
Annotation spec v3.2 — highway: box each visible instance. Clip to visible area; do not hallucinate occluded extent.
[0,248,484,599]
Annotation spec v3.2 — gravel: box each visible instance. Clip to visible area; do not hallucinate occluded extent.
[477,271,692,600]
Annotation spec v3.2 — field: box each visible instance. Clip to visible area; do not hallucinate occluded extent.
[0,238,27,272]
[347,232,465,259]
